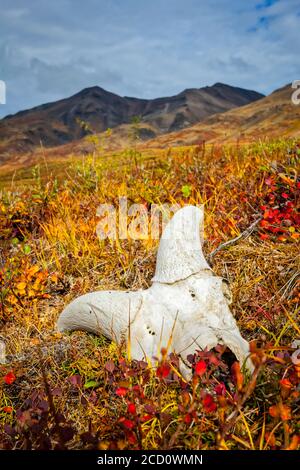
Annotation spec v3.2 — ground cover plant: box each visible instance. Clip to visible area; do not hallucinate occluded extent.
[0,139,299,449]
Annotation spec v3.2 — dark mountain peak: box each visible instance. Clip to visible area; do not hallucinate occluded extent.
[180,87,199,93]
[0,82,265,158]
[73,85,125,102]
[76,85,103,96]
[212,82,232,88]
[269,82,292,95]
[212,82,264,97]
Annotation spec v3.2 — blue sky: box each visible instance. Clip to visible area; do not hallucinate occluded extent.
[0,0,299,117]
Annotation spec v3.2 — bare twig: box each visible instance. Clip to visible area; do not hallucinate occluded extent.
[38,347,67,449]
[219,361,265,446]
[209,216,262,263]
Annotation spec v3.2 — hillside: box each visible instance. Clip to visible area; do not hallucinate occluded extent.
[144,83,300,147]
[55,83,300,158]
[0,83,263,161]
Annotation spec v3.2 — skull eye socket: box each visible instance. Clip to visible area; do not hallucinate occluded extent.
[222,279,233,305]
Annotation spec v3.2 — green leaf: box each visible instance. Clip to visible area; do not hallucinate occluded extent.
[84,380,99,389]
[23,245,31,255]
[181,185,191,198]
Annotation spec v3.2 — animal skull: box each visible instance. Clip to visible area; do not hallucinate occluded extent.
[57,205,253,378]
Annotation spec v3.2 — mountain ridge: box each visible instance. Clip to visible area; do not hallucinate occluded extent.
[141,83,300,148]
[0,82,263,160]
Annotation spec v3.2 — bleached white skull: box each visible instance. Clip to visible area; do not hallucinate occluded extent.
[57,206,253,378]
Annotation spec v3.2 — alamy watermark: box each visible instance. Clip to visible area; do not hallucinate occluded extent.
[0,80,6,104]
[96,198,201,241]
[0,340,6,364]
[291,80,300,105]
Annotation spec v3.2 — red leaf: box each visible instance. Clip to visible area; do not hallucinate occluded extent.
[208,353,221,366]
[269,404,291,421]
[127,403,136,414]
[202,394,217,413]
[4,372,16,385]
[68,375,82,388]
[265,177,274,186]
[195,360,207,376]
[214,383,226,396]
[279,379,293,398]
[140,414,153,423]
[265,431,276,447]
[260,220,269,228]
[260,233,269,240]
[156,363,171,378]
[119,417,135,429]
[144,404,156,414]
[127,430,137,444]
[116,387,128,397]
[105,360,115,373]
[280,378,292,389]
[286,435,300,450]
[281,193,289,199]
[184,413,192,424]
[3,406,13,413]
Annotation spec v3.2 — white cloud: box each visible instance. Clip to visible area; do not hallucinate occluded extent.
[0,0,299,117]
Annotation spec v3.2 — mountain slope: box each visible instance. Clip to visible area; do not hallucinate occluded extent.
[144,83,300,147]
[0,83,263,159]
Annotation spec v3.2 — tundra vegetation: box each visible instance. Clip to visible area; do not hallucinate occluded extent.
[0,139,299,450]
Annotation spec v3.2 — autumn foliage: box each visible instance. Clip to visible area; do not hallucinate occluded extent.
[0,139,299,449]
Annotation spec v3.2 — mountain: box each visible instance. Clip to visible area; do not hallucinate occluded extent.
[0,83,263,159]
[143,83,300,147]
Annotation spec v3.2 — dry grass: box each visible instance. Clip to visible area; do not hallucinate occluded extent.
[0,139,299,449]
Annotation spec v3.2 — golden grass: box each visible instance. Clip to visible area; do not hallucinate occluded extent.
[0,139,299,449]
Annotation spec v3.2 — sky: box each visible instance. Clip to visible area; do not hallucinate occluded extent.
[0,0,299,117]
